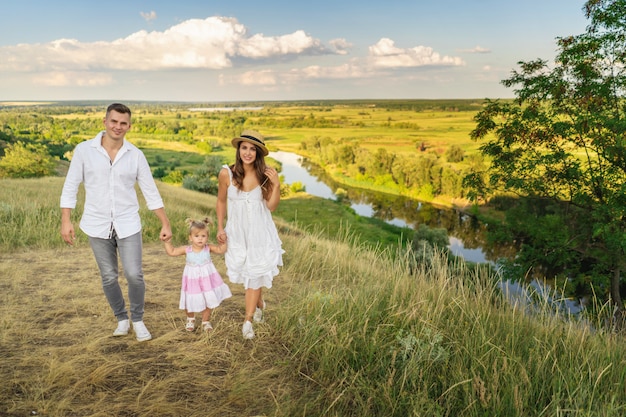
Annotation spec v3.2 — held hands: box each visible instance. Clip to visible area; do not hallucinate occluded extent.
[217,229,227,245]
[159,225,172,242]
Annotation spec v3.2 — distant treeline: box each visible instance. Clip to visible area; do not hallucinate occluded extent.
[0,98,495,113]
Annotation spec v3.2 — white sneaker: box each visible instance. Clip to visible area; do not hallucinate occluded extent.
[242,320,255,339]
[253,300,266,323]
[113,319,130,336]
[132,321,152,342]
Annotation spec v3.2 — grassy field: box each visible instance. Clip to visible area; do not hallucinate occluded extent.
[263,109,480,154]
[2,177,626,416]
[1,100,490,211]
[108,101,485,209]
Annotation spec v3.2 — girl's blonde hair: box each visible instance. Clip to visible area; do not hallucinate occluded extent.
[185,217,213,234]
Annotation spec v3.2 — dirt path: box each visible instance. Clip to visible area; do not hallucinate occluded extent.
[0,243,299,417]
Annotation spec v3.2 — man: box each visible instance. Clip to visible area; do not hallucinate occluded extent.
[60,103,171,342]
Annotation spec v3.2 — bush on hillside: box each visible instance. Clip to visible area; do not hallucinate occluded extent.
[0,141,57,178]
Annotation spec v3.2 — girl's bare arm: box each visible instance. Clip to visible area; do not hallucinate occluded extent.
[208,242,227,255]
[164,239,187,257]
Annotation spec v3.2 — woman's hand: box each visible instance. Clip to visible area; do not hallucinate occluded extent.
[264,167,280,186]
[217,228,227,244]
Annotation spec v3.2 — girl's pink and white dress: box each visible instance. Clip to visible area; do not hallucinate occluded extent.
[180,245,232,313]
[223,165,284,290]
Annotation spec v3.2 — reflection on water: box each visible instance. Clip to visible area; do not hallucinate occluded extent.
[274,151,336,199]
[448,237,486,264]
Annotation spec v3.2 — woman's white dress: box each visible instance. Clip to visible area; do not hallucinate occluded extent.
[223,165,284,289]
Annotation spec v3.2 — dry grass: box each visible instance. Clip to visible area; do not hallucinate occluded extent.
[0,243,301,417]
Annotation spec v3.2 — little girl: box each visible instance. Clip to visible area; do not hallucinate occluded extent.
[164,218,232,332]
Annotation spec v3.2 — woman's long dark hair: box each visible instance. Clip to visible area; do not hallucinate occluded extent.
[230,143,274,200]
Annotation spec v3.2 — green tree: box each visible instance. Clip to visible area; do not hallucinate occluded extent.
[445,144,464,163]
[465,0,626,318]
[0,141,57,178]
[182,155,224,194]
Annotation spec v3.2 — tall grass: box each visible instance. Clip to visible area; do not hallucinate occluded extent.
[0,177,76,251]
[2,177,626,416]
[274,229,626,416]
[0,178,218,252]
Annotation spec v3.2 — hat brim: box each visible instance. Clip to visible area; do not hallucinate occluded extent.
[232,137,269,156]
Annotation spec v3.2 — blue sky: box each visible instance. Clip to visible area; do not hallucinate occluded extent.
[0,0,590,102]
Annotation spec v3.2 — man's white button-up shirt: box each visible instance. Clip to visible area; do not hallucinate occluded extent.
[60,131,164,239]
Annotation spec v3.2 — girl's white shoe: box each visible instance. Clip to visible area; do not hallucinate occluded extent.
[185,317,195,332]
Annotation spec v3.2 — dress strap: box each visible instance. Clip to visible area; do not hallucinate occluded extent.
[222,164,233,181]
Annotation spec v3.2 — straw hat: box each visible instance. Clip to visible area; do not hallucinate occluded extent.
[231,130,268,156]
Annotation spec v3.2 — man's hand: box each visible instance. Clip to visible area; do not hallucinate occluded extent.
[61,221,76,245]
[159,225,172,242]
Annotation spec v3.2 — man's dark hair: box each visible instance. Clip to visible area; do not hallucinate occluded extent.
[106,103,132,118]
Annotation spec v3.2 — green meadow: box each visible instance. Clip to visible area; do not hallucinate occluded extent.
[138,100,488,207]
[1,175,625,416]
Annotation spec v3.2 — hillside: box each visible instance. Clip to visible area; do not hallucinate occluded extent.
[1,178,626,416]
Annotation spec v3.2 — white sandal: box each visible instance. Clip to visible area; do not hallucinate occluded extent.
[202,321,213,331]
[185,317,195,332]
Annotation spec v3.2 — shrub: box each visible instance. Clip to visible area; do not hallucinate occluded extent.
[445,144,464,162]
[0,142,57,178]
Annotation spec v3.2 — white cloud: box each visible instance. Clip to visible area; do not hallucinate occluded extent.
[238,30,325,58]
[460,45,491,54]
[221,62,373,87]
[295,63,369,80]
[32,71,113,87]
[0,17,332,73]
[238,70,278,86]
[368,38,465,68]
[219,36,465,88]
[140,11,157,22]
[328,38,352,55]
[0,15,476,98]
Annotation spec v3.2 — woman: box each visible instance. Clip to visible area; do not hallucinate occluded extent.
[216,130,284,339]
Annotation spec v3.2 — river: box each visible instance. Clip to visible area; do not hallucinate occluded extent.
[270,150,583,314]
[270,150,494,263]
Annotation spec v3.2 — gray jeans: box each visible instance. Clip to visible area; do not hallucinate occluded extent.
[88,230,145,322]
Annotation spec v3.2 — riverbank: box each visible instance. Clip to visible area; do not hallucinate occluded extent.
[293,148,474,209]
